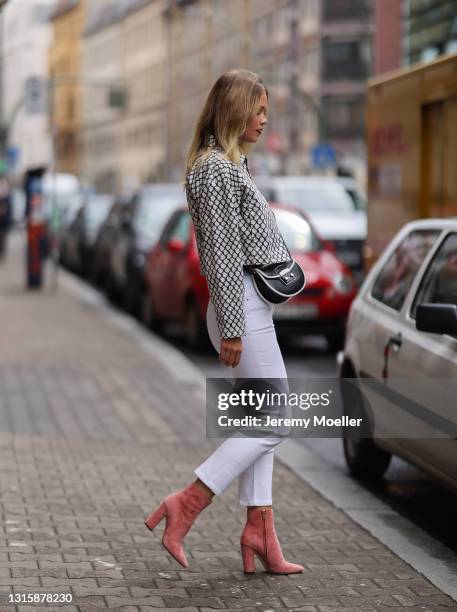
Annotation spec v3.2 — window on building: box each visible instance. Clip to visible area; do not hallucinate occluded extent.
[322,38,372,80]
[322,96,366,137]
[405,0,457,65]
[323,0,372,21]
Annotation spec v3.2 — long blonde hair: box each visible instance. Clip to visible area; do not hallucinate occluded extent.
[184,69,268,178]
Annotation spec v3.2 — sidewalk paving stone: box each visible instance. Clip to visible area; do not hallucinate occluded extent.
[0,234,455,610]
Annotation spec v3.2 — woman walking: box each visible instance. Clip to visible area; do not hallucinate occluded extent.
[145,69,304,575]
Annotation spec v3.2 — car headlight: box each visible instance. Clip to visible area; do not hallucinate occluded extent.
[333,273,353,294]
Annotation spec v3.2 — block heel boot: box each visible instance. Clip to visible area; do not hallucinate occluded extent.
[240,507,304,574]
[144,482,212,568]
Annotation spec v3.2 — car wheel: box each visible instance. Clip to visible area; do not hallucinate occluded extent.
[341,377,392,480]
[185,299,209,351]
[141,291,162,332]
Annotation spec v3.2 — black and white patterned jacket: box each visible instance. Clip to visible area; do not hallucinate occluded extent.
[185,135,289,339]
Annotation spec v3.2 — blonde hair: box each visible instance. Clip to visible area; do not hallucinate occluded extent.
[184,69,268,178]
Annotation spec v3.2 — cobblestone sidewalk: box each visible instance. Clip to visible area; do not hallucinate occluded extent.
[0,232,455,612]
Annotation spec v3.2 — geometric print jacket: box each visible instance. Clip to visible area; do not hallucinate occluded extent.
[185,135,290,339]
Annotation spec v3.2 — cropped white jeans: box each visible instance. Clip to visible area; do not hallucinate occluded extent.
[194,272,287,506]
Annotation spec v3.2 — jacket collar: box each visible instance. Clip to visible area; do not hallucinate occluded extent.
[207,133,246,165]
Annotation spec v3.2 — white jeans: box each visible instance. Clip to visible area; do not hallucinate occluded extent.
[194,272,287,506]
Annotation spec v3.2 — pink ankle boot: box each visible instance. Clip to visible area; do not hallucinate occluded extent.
[240,507,304,574]
[144,482,212,567]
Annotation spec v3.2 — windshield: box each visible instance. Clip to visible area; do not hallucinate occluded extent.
[85,195,114,229]
[345,188,367,211]
[276,184,359,215]
[273,208,320,253]
[134,196,183,246]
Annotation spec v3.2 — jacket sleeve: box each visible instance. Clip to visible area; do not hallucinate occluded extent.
[198,161,246,339]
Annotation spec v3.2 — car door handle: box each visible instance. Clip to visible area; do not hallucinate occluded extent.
[382,332,402,379]
[389,332,402,351]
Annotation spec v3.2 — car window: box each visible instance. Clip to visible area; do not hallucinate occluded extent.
[345,188,366,211]
[161,211,190,244]
[85,195,114,228]
[168,212,190,243]
[411,233,457,318]
[371,230,440,311]
[133,196,181,239]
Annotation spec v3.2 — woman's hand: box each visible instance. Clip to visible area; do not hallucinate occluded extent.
[219,337,242,368]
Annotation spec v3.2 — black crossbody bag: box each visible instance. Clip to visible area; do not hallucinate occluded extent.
[244,240,306,305]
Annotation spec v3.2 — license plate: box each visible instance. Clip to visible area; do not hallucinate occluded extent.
[274,303,318,320]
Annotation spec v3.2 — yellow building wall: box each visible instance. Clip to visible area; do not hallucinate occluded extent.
[48,0,88,175]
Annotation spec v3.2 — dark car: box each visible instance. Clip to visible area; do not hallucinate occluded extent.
[91,195,131,289]
[59,193,114,275]
[143,203,357,350]
[107,183,185,314]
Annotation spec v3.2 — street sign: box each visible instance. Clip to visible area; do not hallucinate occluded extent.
[311,143,336,169]
[25,76,48,114]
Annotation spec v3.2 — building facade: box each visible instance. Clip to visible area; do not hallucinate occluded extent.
[373,0,402,75]
[121,0,167,189]
[81,0,167,192]
[404,0,457,66]
[82,1,126,192]
[3,0,57,180]
[48,0,88,175]
[165,0,374,183]
[319,0,374,182]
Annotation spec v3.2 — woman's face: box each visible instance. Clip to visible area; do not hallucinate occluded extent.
[240,89,268,144]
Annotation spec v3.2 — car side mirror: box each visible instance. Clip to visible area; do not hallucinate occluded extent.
[416,303,457,336]
[167,238,186,253]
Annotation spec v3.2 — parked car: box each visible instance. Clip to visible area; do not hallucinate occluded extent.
[143,204,357,350]
[271,205,357,350]
[339,219,457,492]
[107,183,185,313]
[91,195,130,288]
[255,176,367,284]
[59,193,114,275]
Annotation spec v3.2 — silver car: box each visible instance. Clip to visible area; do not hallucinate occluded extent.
[339,219,457,492]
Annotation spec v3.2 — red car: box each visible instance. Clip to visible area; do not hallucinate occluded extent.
[143,203,357,350]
